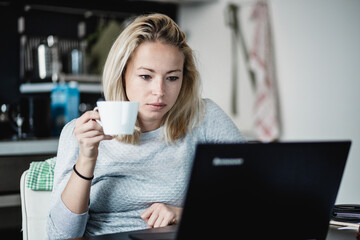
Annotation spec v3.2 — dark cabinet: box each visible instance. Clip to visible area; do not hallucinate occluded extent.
[0,3,21,106]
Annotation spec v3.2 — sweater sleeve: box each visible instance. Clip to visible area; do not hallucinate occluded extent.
[200,99,246,143]
[46,120,89,239]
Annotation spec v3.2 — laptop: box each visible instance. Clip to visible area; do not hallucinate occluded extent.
[130,141,351,240]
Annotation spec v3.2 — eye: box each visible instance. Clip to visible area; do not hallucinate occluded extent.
[167,76,179,81]
[140,75,151,80]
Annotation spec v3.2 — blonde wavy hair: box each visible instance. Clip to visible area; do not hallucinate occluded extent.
[102,13,204,144]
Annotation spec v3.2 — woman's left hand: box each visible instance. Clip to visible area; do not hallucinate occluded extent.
[141,203,182,228]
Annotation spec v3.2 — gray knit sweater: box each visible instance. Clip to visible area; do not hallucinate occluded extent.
[46,99,244,239]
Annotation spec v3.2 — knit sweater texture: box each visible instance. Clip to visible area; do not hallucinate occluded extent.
[46,99,244,239]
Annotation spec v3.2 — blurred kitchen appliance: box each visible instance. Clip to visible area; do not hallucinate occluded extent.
[21,35,85,83]
[37,35,60,81]
[0,104,19,139]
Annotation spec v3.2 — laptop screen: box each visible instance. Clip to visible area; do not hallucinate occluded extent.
[176,141,351,240]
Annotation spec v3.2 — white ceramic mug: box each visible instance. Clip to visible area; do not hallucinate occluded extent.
[95,101,139,135]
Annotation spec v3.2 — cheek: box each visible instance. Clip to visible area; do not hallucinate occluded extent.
[125,76,140,100]
[125,83,138,102]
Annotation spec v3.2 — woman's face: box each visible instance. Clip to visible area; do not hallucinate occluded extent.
[124,41,184,132]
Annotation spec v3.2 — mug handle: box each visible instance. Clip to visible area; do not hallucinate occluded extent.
[93,107,102,126]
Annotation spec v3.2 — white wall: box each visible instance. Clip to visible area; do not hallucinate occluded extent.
[179,0,360,204]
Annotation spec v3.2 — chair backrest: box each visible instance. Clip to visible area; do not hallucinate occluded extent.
[20,170,52,240]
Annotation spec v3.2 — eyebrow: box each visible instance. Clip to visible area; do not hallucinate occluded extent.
[137,67,182,74]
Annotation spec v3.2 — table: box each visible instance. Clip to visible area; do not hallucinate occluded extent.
[70,225,177,240]
[69,224,358,240]
[327,225,359,239]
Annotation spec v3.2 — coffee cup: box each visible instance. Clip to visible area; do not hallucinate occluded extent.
[95,101,139,135]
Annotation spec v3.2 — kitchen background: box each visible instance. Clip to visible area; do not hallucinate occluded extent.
[179,0,360,205]
[0,0,359,238]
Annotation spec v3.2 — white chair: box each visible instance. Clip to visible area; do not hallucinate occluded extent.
[20,170,52,240]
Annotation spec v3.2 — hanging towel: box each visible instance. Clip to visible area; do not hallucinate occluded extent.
[26,157,56,191]
[249,1,281,142]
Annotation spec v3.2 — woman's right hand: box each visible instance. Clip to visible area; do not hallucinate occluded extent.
[73,110,113,162]
[62,110,112,214]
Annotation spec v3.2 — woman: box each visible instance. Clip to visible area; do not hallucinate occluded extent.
[47,13,244,239]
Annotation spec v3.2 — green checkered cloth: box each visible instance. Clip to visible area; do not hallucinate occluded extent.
[26,157,56,191]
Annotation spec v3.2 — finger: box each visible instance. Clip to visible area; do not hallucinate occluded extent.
[104,135,113,140]
[85,119,103,131]
[76,131,112,147]
[141,206,154,221]
[83,121,113,141]
[153,215,164,228]
[78,134,109,147]
[76,111,101,125]
[77,121,106,137]
[147,209,160,228]
[75,129,102,142]
[159,218,171,227]
[161,212,175,227]
[147,213,158,228]
[75,120,102,137]
[141,202,161,220]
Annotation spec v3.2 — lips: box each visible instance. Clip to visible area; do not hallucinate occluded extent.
[147,102,167,110]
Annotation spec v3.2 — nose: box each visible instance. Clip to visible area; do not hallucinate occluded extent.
[152,78,165,97]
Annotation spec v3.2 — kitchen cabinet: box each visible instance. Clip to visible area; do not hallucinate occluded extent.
[0,139,58,231]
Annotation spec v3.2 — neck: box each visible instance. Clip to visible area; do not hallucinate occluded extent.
[139,120,162,133]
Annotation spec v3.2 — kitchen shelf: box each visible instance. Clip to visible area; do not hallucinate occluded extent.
[62,74,101,83]
[20,81,102,94]
[0,138,59,156]
[0,194,21,208]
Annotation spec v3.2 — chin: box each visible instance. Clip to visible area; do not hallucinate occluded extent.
[140,111,165,121]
